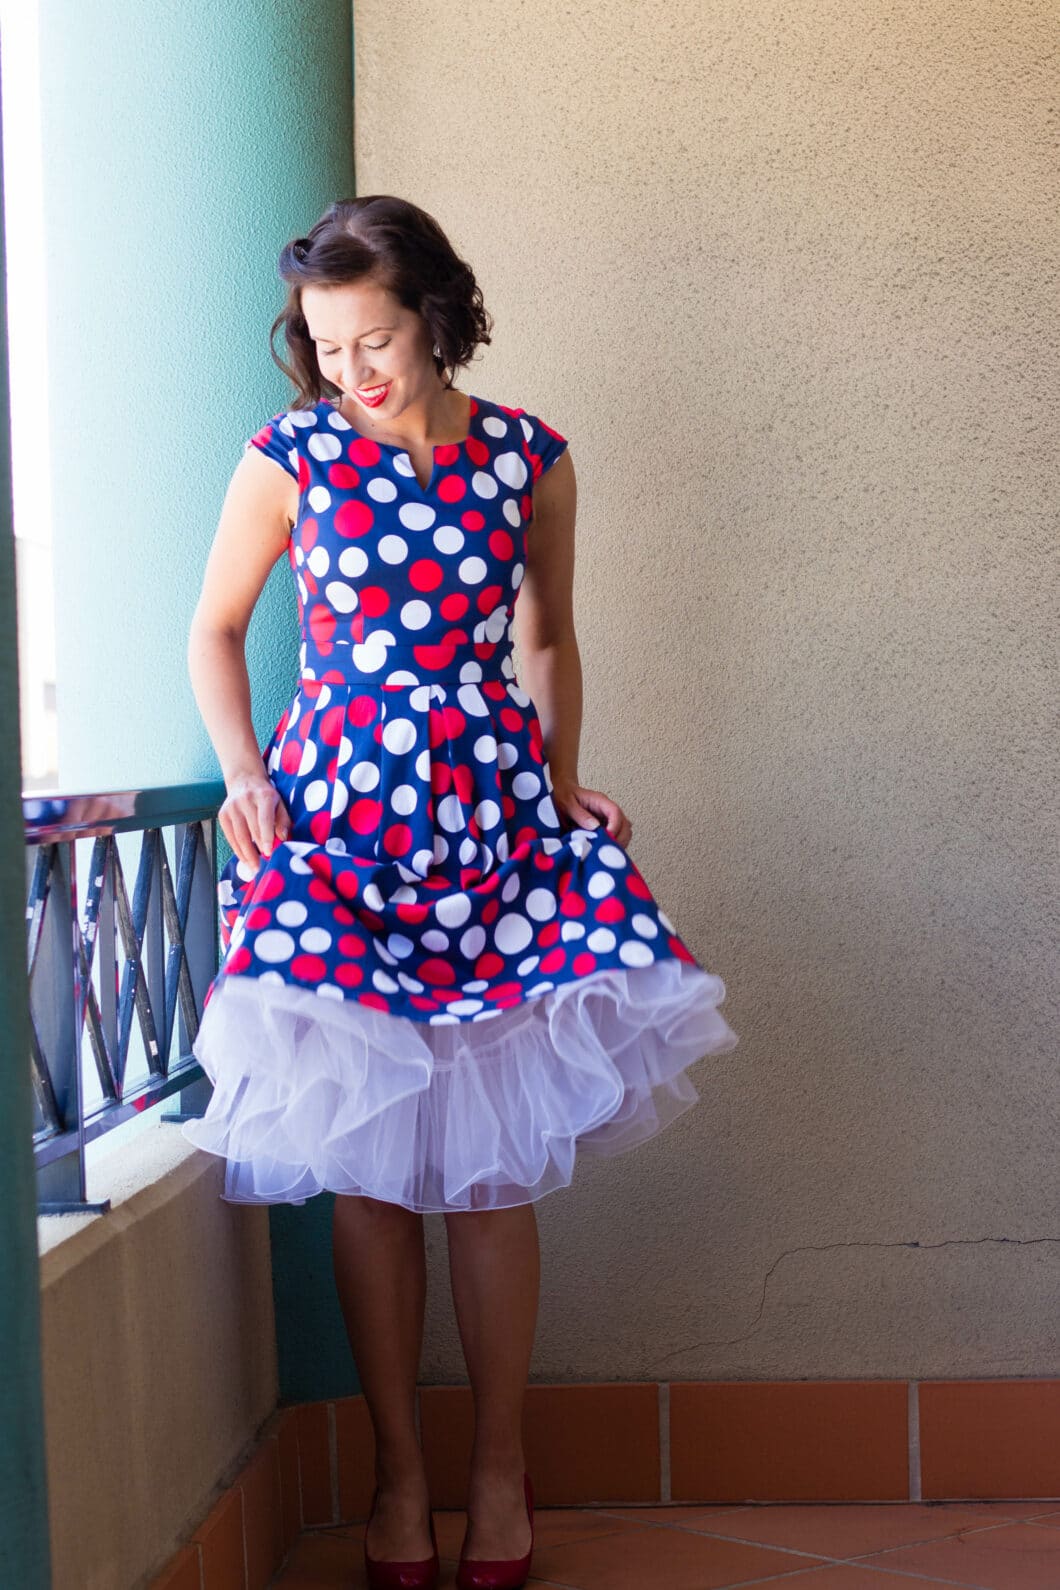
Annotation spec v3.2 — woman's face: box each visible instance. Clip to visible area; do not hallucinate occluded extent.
[300,278,437,419]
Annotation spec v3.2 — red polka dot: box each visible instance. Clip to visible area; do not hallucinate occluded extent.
[334,498,374,538]
[460,509,486,531]
[246,906,272,930]
[359,586,390,617]
[437,473,466,503]
[350,797,383,835]
[418,957,457,986]
[328,462,360,488]
[335,962,364,987]
[227,946,252,974]
[348,694,379,726]
[291,954,327,981]
[440,592,470,620]
[409,559,444,591]
[540,947,567,974]
[348,437,382,466]
[308,605,335,649]
[383,823,413,857]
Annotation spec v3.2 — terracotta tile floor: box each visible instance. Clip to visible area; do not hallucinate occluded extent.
[271,1498,1060,1588]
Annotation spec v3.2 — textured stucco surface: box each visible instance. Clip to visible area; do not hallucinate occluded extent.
[354,0,1059,1380]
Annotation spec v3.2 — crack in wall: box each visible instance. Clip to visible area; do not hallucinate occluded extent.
[652,1235,1060,1359]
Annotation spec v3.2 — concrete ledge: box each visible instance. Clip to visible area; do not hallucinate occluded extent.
[38,1123,279,1590]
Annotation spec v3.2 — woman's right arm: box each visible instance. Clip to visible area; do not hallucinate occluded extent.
[189,446,300,868]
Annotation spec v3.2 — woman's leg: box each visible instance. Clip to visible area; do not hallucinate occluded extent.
[443,1202,541,1559]
[331,1193,434,1559]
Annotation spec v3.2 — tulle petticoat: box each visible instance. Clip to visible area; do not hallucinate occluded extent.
[181,960,739,1212]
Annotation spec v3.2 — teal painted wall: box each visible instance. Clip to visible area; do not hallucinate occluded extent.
[0,49,54,1590]
[36,0,355,792]
[34,1,362,1411]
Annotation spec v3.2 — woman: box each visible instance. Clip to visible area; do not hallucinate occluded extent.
[182,195,738,1590]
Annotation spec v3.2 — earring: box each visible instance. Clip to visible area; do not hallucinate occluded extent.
[433,342,442,358]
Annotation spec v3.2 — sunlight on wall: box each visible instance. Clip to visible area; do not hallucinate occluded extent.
[1,2,57,789]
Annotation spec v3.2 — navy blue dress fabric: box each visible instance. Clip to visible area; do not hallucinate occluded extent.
[182,394,739,1210]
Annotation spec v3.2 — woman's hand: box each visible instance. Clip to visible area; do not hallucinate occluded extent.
[219,772,292,869]
[550,776,633,848]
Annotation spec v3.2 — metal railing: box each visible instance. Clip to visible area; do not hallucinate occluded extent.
[24,781,226,1215]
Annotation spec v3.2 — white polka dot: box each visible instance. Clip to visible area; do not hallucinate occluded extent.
[349,760,380,792]
[619,940,655,967]
[434,525,464,554]
[308,432,342,461]
[482,416,509,437]
[326,580,358,613]
[391,784,418,815]
[307,485,331,512]
[344,546,373,578]
[526,889,557,922]
[437,794,466,833]
[386,933,416,959]
[255,929,296,963]
[536,795,561,828]
[587,870,615,897]
[304,779,329,811]
[494,913,533,955]
[587,927,617,953]
[632,913,659,938]
[327,410,352,430]
[512,771,540,798]
[458,556,487,584]
[460,924,486,957]
[494,451,529,490]
[275,901,308,927]
[471,470,498,499]
[420,928,450,952]
[599,844,629,869]
[378,534,409,564]
[436,894,471,928]
[473,734,498,762]
[367,476,397,502]
[300,927,333,953]
[398,502,436,530]
[306,545,330,577]
[400,599,432,630]
[475,799,501,830]
[352,631,395,672]
[503,498,522,528]
[457,684,490,717]
[373,970,400,993]
[382,717,416,754]
[316,983,345,1000]
[447,998,485,1015]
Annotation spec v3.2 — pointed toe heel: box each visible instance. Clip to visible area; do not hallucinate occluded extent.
[455,1470,534,1590]
[363,1486,440,1590]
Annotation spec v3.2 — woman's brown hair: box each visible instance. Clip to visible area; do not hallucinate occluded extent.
[269,195,493,409]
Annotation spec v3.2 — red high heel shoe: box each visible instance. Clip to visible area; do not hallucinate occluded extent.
[455,1470,535,1590]
[363,1485,440,1590]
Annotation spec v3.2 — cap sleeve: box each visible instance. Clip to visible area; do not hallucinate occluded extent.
[518,411,569,483]
[245,412,300,481]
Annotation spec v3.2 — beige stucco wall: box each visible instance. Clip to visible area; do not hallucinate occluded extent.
[355,0,1058,1380]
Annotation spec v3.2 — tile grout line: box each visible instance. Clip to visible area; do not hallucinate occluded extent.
[908,1381,922,1502]
[659,1381,671,1502]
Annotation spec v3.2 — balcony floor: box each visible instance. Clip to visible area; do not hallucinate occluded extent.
[270,1499,1060,1587]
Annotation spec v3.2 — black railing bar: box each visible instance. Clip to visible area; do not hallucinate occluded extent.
[32,1058,207,1167]
[22,778,227,843]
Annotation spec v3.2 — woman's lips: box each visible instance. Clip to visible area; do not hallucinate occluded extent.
[356,381,391,408]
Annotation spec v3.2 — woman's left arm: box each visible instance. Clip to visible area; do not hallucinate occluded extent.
[514,449,633,848]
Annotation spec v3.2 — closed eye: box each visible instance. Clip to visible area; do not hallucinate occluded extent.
[319,340,390,355]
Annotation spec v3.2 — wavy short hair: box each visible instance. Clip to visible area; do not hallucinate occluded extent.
[269,195,493,408]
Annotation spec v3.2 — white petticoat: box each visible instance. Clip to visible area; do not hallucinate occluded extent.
[181,960,739,1211]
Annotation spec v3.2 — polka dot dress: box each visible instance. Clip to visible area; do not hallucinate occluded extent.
[182,394,738,1210]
